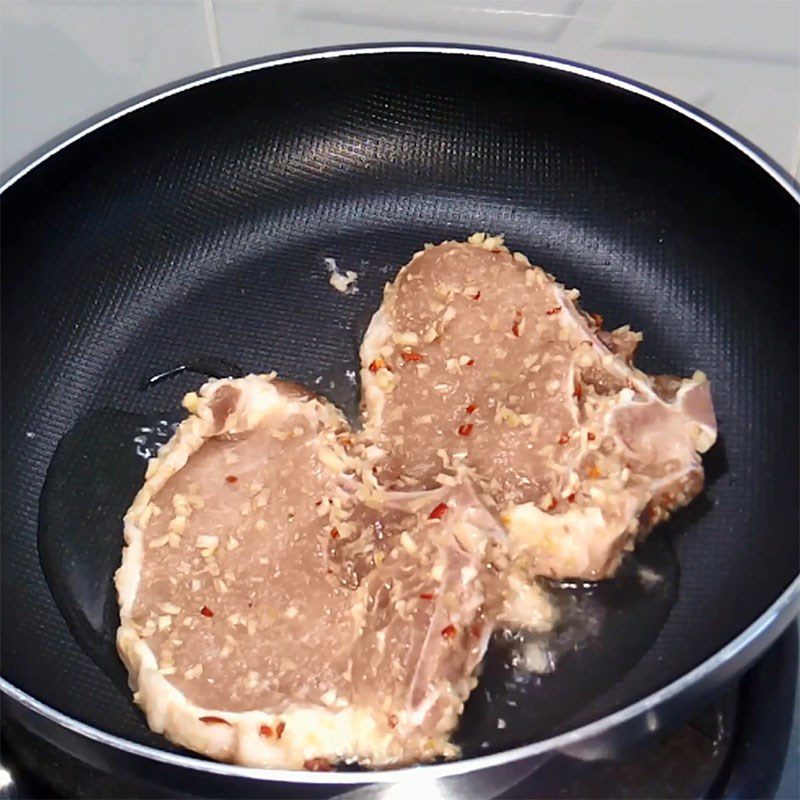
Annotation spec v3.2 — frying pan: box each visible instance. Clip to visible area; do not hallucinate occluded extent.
[1,45,798,798]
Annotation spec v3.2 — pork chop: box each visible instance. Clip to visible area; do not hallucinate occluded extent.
[116,375,506,768]
[360,234,717,580]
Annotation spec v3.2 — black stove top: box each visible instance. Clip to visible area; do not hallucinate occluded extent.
[2,625,797,800]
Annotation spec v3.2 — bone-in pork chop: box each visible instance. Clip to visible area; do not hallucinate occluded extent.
[360,234,717,579]
[116,375,502,768]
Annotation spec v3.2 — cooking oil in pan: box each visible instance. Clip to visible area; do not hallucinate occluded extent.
[38,407,187,693]
[454,536,679,756]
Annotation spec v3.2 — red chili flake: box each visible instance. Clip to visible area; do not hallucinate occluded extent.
[330,527,340,539]
[388,714,398,729]
[470,623,482,637]
[511,309,523,337]
[419,592,434,600]
[587,432,596,441]
[466,403,478,414]
[465,359,475,366]
[471,291,481,301]
[546,496,559,511]
[368,358,386,373]
[590,312,604,328]
[457,423,474,437]
[567,493,576,503]
[429,502,449,520]
[574,383,583,400]
[401,351,423,363]
[276,721,285,739]
[558,432,569,445]
[441,624,457,640]
[200,716,230,725]
[200,605,214,618]
[225,475,238,483]
[259,724,274,738]
[546,306,562,316]
[304,758,332,772]
[315,499,323,506]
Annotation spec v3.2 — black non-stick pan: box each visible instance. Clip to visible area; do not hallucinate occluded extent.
[1,46,798,798]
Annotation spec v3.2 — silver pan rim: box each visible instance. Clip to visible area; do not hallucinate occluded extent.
[1,43,798,784]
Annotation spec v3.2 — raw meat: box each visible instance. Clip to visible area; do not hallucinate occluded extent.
[116,375,504,768]
[360,234,716,579]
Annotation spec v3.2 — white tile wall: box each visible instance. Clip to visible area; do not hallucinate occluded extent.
[0,0,213,172]
[2,0,799,179]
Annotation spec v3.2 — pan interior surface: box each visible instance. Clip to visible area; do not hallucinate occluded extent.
[1,50,797,766]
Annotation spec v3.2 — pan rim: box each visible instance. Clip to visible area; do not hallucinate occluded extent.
[1,43,798,783]
[2,44,799,200]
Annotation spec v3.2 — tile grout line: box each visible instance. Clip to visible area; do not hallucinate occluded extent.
[203,0,222,67]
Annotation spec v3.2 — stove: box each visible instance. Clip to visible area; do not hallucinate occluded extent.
[1,625,796,800]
